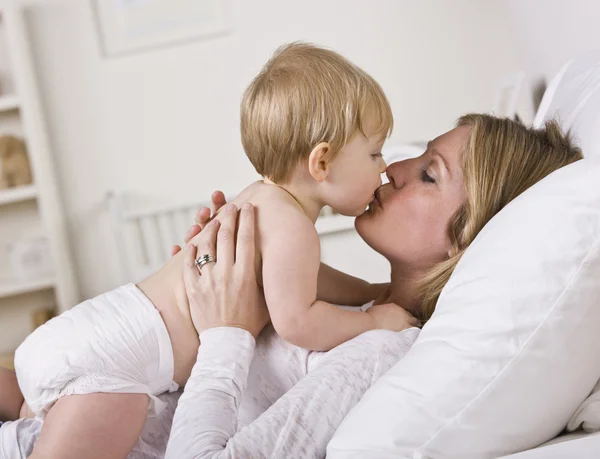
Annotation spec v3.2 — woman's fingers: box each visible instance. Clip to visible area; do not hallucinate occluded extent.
[182,202,268,339]
[171,245,182,257]
[189,191,225,238]
[193,208,211,228]
[211,191,227,215]
[183,243,200,290]
[236,203,256,268]
[184,224,202,245]
[194,219,221,273]
[216,204,237,267]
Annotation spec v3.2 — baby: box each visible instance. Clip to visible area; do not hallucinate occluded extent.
[8,43,417,457]
[222,42,411,349]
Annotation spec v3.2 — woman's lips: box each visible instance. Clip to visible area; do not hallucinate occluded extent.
[374,188,382,208]
[366,190,381,212]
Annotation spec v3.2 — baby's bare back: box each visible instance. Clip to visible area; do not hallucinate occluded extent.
[214,181,314,287]
[164,181,321,364]
[135,186,292,385]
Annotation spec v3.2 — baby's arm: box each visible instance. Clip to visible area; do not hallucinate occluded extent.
[317,263,388,306]
[0,367,24,422]
[262,213,414,351]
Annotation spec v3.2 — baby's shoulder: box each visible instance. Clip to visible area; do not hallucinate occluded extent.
[251,184,317,239]
[236,182,308,220]
[228,182,318,252]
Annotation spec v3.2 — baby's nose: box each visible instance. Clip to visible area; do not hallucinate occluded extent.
[379,158,388,175]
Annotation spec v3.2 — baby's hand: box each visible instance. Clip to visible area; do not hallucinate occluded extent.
[367,303,421,331]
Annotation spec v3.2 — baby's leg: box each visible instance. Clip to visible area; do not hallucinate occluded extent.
[0,367,24,422]
[29,393,148,459]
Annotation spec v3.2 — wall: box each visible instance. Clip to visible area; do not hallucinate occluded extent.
[505,0,600,101]
[18,0,519,298]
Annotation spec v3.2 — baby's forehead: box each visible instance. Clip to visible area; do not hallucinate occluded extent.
[365,131,387,146]
[359,107,392,138]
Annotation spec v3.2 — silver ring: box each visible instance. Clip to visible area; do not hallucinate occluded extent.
[194,254,216,270]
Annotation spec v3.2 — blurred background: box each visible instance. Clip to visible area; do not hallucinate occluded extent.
[0,0,598,363]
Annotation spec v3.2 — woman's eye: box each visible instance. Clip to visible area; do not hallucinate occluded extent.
[371,152,383,160]
[421,169,436,184]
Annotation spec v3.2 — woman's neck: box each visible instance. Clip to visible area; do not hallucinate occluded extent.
[375,262,425,318]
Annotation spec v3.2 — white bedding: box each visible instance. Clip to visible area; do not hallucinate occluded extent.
[500,431,600,459]
[4,405,600,459]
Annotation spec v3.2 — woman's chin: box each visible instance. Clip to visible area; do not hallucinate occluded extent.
[356,197,384,230]
[341,203,374,218]
[359,201,378,218]
[354,212,384,253]
[355,207,374,230]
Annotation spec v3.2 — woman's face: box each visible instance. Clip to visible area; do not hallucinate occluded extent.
[355,125,470,269]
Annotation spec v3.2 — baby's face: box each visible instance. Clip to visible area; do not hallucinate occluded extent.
[323,131,387,216]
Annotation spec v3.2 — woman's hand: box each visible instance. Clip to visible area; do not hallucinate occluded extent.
[367,303,421,331]
[183,203,269,339]
[171,190,227,257]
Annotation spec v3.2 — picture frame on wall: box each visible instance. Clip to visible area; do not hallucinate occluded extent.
[92,0,232,57]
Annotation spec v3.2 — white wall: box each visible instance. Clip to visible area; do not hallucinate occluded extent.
[505,0,600,94]
[20,0,520,298]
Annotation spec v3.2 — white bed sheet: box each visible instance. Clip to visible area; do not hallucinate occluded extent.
[3,393,600,459]
[500,431,600,459]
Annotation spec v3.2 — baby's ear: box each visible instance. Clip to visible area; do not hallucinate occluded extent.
[307,142,332,182]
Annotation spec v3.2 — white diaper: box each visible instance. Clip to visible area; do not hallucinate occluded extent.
[14,283,178,418]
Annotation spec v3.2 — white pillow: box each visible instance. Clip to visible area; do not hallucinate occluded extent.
[327,158,600,459]
[533,51,600,160]
[532,52,600,435]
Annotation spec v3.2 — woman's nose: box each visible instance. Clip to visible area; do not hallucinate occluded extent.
[385,162,398,186]
[385,161,404,188]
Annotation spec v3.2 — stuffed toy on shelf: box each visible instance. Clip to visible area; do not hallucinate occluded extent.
[0,134,33,189]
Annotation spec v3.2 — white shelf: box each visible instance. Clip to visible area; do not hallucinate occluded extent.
[0,6,80,352]
[0,277,55,299]
[0,184,37,206]
[0,94,20,112]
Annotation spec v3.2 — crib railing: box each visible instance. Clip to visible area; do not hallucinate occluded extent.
[107,191,354,283]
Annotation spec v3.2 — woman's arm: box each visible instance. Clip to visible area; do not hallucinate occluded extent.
[167,324,419,458]
[165,204,419,458]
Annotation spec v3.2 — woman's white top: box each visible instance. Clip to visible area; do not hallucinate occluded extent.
[165,324,419,459]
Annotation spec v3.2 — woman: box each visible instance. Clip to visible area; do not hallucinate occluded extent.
[163,114,582,457]
[0,114,582,458]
